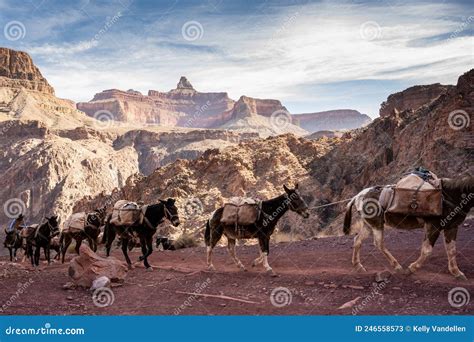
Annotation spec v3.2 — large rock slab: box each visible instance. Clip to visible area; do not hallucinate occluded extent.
[68,244,128,288]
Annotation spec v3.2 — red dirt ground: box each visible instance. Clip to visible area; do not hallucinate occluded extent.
[0,220,473,315]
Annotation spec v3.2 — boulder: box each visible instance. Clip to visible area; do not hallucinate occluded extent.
[68,244,128,288]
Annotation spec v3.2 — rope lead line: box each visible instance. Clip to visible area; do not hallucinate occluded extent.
[309,198,352,210]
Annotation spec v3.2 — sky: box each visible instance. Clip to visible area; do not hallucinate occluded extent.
[0,0,472,118]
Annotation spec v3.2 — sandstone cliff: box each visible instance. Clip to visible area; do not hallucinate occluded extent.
[379,83,452,117]
[0,47,54,95]
[293,109,371,132]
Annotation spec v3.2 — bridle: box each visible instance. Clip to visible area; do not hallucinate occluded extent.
[163,204,179,224]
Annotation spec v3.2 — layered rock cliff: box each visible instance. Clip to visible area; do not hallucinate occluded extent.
[0,47,54,95]
[293,110,371,132]
[379,83,452,117]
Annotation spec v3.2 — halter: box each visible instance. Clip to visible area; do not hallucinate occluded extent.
[163,204,179,223]
[285,193,299,211]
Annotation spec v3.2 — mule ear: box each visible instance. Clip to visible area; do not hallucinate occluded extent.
[295,183,299,189]
[283,184,290,193]
[159,199,166,204]
[167,198,175,204]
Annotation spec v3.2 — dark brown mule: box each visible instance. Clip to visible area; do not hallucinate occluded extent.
[60,206,106,263]
[205,184,310,275]
[102,199,180,270]
[3,214,25,262]
[24,216,60,267]
[343,176,474,280]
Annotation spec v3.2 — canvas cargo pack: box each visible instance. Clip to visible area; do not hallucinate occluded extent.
[381,173,442,217]
[110,200,143,226]
[221,197,260,226]
[20,224,38,239]
[63,212,87,234]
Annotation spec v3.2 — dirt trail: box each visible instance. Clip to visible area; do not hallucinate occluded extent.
[0,220,473,315]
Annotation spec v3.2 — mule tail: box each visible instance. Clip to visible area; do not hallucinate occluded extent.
[343,197,356,235]
[204,220,211,246]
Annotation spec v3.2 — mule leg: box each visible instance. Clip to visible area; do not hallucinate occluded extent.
[259,236,276,276]
[8,248,13,262]
[251,252,264,267]
[206,224,223,271]
[75,238,83,255]
[105,227,116,257]
[408,223,440,274]
[34,246,40,267]
[139,235,152,270]
[227,238,246,271]
[352,223,370,272]
[13,248,18,262]
[121,237,133,269]
[61,235,73,263]
[443,228,466,280]
[372,228,403,272]
[47,246,51,264]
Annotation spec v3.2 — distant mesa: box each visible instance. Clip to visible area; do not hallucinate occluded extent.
[293,109,372,132]
[76,77,371,135]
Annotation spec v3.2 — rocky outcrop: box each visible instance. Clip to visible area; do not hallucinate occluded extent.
[69,244,127,287]
[293,110,371,133]
[229,96,287,120]
[0,47,54,95]
[379,83,452,117]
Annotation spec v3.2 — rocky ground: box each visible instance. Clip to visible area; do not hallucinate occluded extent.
[0,220,472,315]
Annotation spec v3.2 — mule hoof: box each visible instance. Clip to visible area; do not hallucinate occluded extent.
[394,266,405,274]
[207,265,216,271]
[408,264,418,274]
[146,267,154,272]
[127,264,134,270]
[266,268,277,277]
[139,256,144,261]
[455,273,468,282]
[354,264,367,273]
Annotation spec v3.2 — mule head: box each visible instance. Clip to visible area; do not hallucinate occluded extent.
[46,215,60,236]
[3,229,17,247]
[160,198,180,227]
[283,184,310,219]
